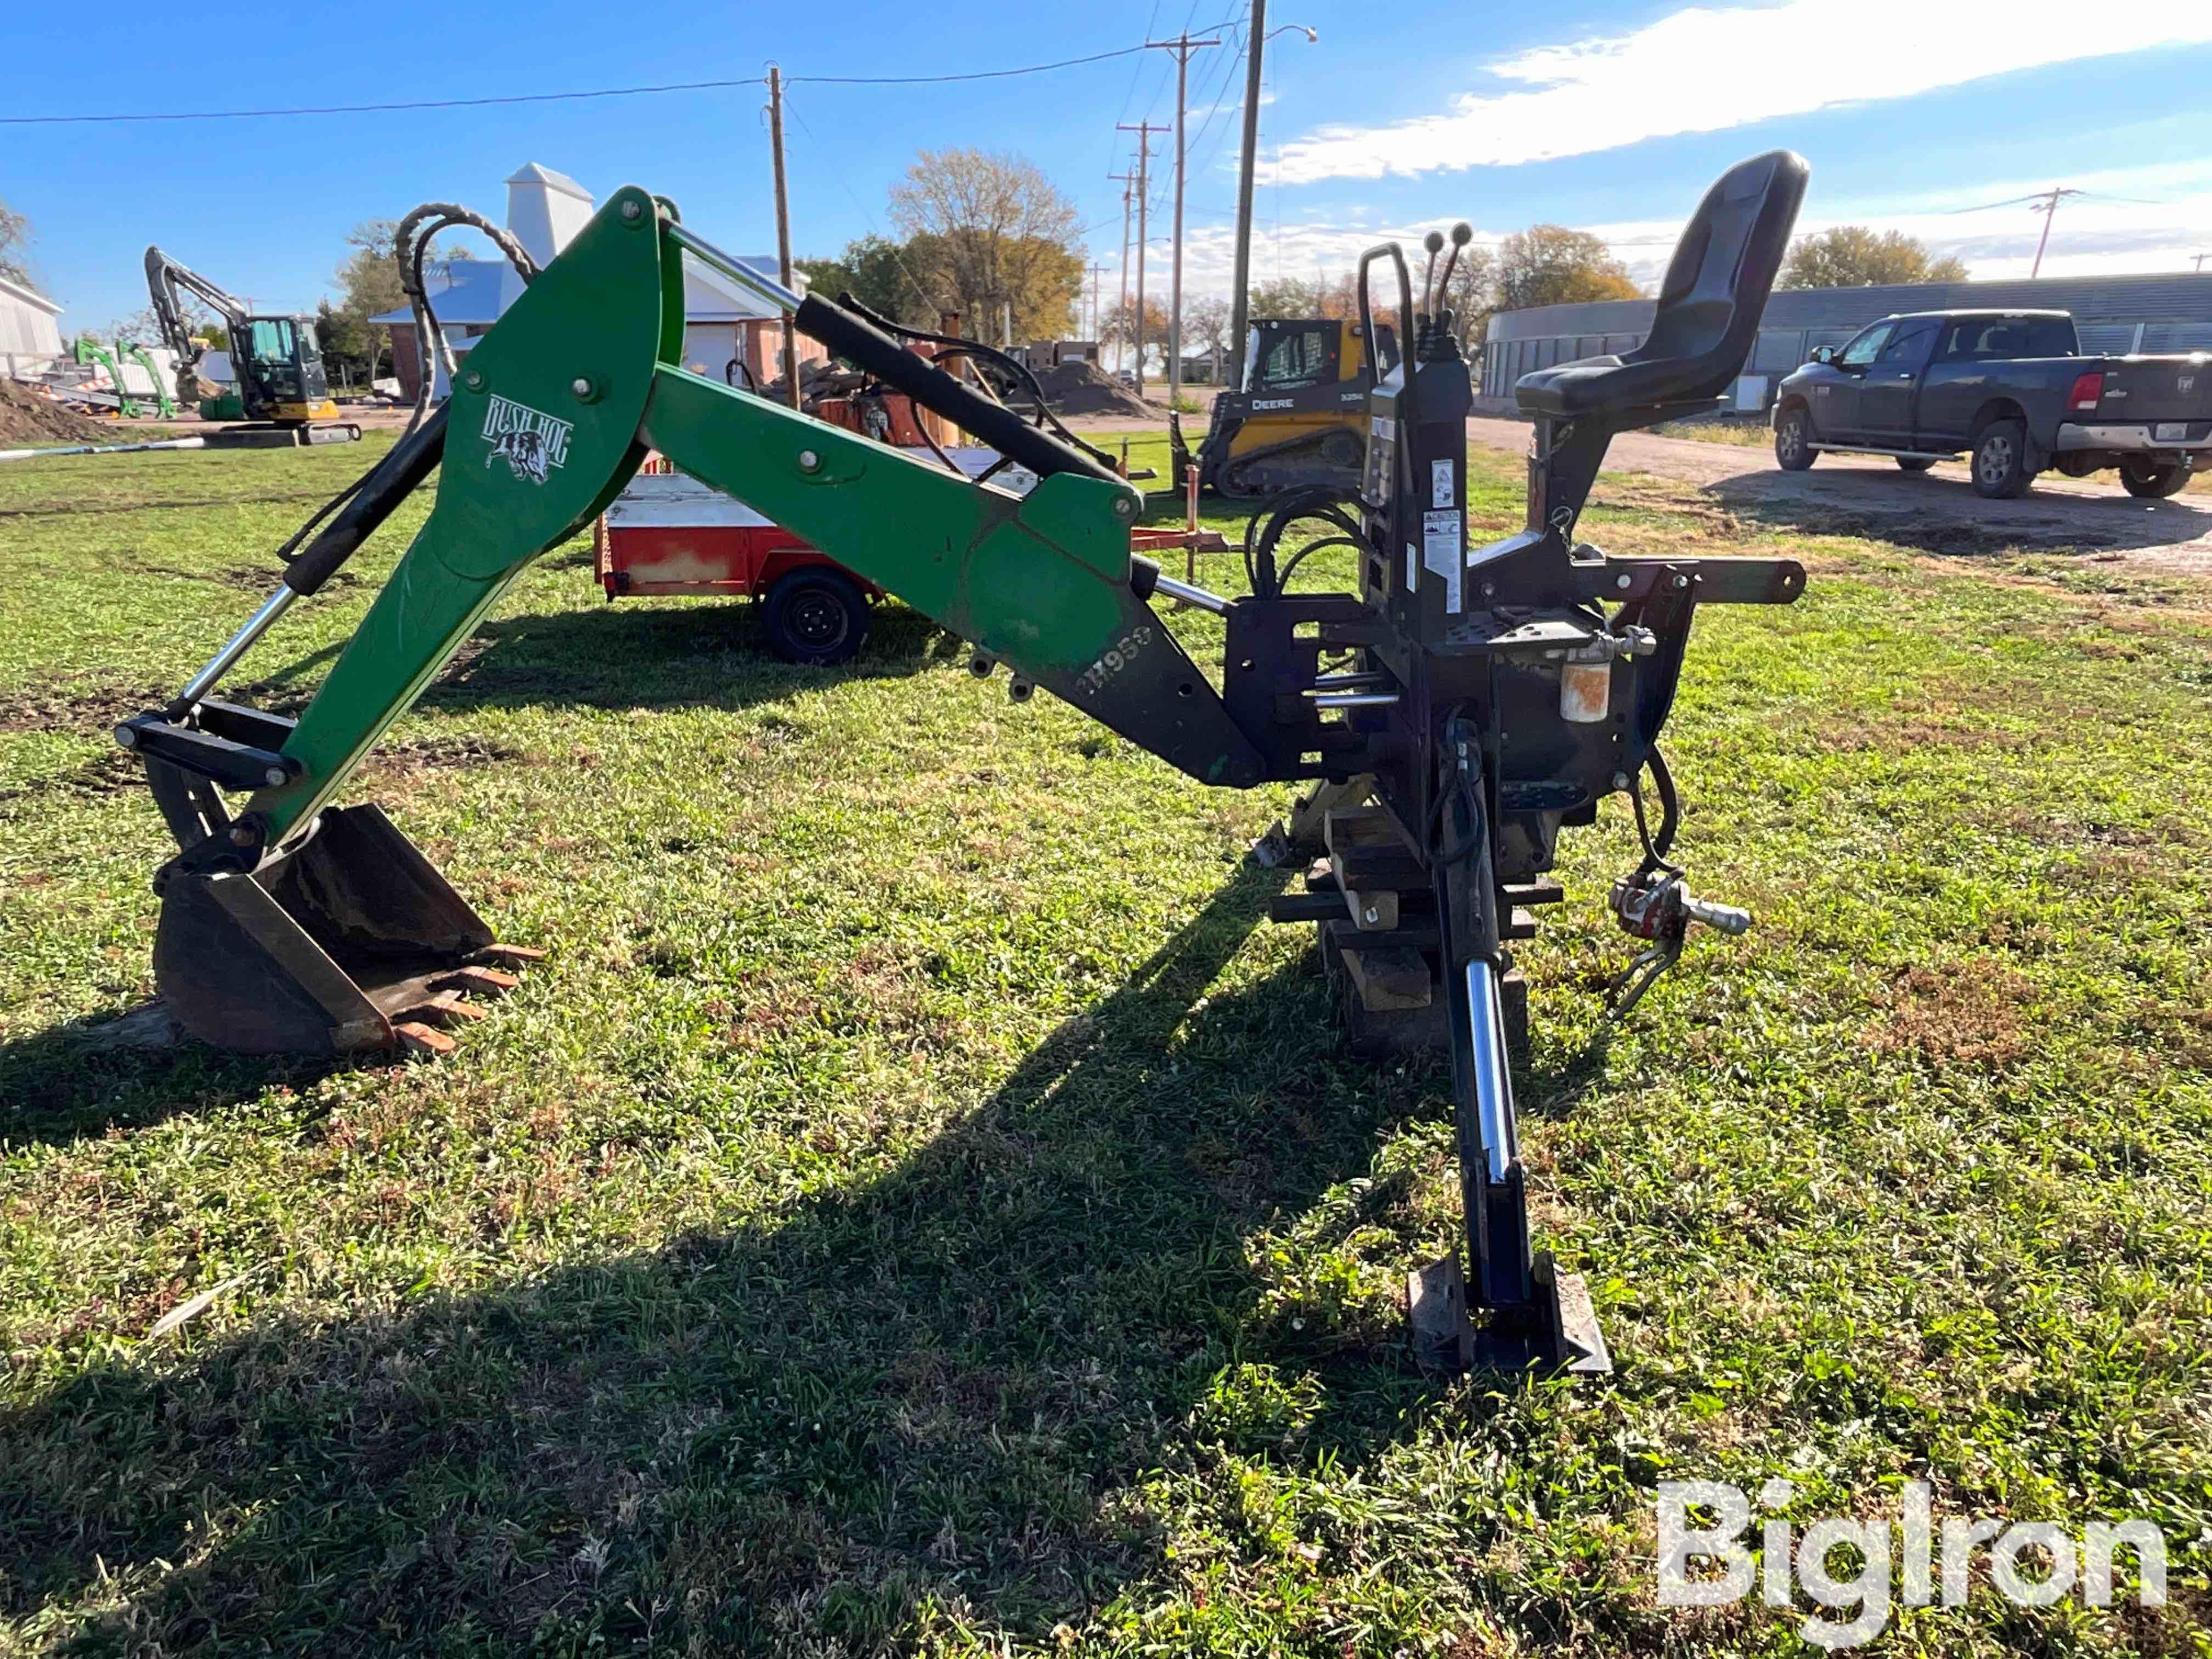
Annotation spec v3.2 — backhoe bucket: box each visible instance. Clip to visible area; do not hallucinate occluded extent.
[153,804,529,1055]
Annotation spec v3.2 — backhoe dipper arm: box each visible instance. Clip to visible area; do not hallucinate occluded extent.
[205,187,1263,862]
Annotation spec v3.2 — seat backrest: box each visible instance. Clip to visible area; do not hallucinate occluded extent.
[1628,150,1809,402]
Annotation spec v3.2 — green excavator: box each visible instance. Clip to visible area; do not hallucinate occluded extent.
[117,153,1809,1372]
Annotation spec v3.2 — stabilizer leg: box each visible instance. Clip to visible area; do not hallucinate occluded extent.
[1412,741,1611,1378]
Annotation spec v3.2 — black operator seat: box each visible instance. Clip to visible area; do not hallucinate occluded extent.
[1514,150,1810,419]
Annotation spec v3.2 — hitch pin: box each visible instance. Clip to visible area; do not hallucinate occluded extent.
[177,582,298,706]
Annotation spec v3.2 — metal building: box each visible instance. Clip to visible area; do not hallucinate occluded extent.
[1479,272,2212,414]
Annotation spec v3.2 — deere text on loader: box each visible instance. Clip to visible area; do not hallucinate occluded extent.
[116,153,1810,1374]
[1187,312,1397,499]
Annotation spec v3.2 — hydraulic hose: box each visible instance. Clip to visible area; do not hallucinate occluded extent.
[283,405,448,596]
[791,294,1119,487]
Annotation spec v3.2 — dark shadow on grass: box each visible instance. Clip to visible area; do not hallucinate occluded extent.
[219,589,961,723]
[0,1005,347,1148]
[416,601,963,715]
[0,862,1469,1654]
[1700,464,2212,558]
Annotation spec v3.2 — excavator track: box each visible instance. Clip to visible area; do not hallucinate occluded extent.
[1216,426,1365,499]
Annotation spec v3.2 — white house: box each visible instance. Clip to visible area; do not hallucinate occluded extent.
[1,272,65,379]
[372,163,821,399]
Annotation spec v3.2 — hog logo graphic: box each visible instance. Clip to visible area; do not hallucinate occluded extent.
[480,393,574,486]
[487,425,550,483]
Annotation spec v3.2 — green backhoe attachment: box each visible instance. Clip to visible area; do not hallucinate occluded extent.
[121,187,1260,1053]
[120,155,1812,1376]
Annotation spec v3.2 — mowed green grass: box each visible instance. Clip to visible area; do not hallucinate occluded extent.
[2,431,2210,1656]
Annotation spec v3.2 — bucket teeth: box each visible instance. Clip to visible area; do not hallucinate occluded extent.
[474,944,548,967]
[393,1021,459,1057]
[391,992,493,1029]
[434,964,520,996]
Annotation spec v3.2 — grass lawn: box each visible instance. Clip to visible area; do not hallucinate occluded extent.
[3,431,2210,1655]
[1649,415,1775,448]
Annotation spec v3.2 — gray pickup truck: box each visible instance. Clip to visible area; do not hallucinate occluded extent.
[1771,309,2211,499]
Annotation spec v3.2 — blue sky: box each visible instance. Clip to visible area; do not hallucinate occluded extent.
[5,0,2210,333]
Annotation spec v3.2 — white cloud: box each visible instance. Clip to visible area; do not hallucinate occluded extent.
[1136,160,2212,298]
[1266,1,2212,184]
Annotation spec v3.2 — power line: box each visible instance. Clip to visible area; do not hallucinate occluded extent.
[0,77,766,125]
[793,44,1152,86]
[2,44,1160,125]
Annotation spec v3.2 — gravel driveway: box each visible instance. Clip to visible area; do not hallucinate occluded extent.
[1466,415,2212,569]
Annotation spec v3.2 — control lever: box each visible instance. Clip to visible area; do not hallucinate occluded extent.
[1605,868,1752,1014]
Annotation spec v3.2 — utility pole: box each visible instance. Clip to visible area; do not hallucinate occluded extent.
[2025,187,2085,281]
[1228,16,1316,391]
[1087,263,1109,341]
[1117,121,1165,394]
[1144,33,1219,408]
[766,65,800,409]
[2193,252,2210,274]
[1108,170,1136,371]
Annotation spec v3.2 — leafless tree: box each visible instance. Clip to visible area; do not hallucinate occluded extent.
[889,149,1085,342]
[0,196,35,289]
[1180,294,1234,379]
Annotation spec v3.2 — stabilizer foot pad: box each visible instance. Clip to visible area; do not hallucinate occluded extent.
[1407,1251,1612,1377]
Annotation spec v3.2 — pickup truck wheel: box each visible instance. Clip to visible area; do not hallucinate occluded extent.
[1774,408,1816,472]
[1894,457,1937,473]
[763,568,870,665]
[2118,460,2192,500]
[1971,420,2032,499]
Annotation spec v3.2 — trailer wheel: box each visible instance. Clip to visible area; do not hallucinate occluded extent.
[1894,456,1937,473]
[763,568,869,665]
[1773,407,1815,471]
[2118,460,2192,500]
[1971,419,2032,499]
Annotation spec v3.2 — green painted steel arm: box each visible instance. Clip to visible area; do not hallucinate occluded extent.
[239,185,1262,850]
[640,369,1262,785]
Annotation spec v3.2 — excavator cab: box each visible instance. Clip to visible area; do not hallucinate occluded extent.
[1190,317,1395,499]
[225,314,338,425]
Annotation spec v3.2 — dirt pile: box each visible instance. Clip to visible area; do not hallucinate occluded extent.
[0,379,110,447]
[1035,359,1152,417]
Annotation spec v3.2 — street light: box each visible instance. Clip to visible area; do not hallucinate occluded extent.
[1228,12,1318,393]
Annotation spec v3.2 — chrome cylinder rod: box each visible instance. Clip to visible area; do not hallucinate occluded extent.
[665,223,805,314]
[177,584,297,706]
[1312,669,1389,689]
[1464,960,1520,1183]
[1150,572,1228,613]
[1312,691,1401,709]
